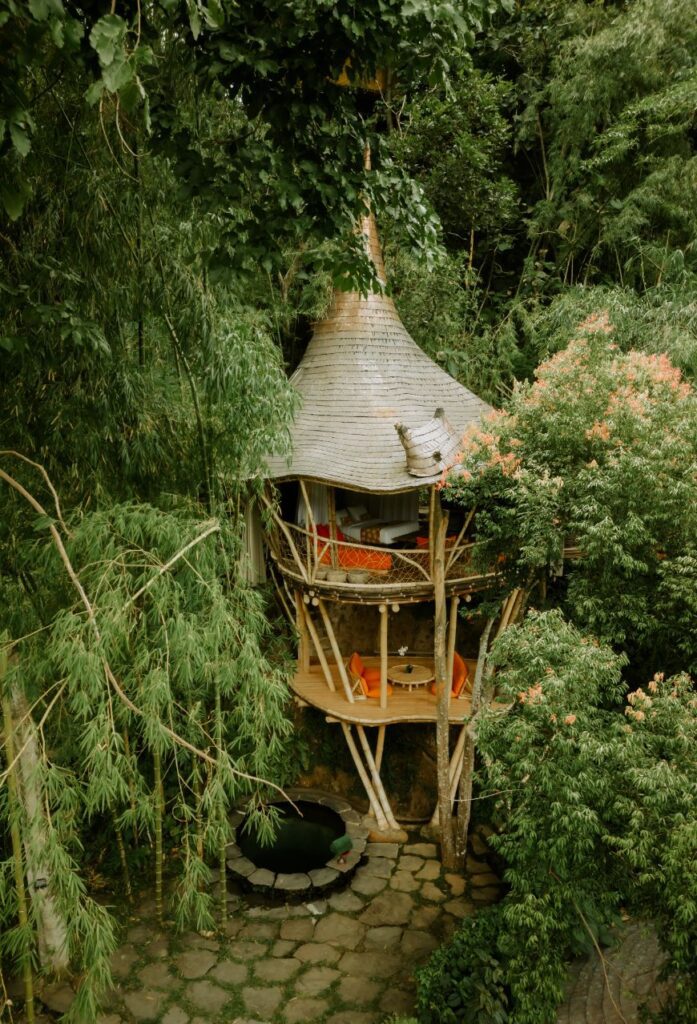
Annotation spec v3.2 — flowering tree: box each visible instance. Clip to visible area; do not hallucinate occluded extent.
[444,313,697,674]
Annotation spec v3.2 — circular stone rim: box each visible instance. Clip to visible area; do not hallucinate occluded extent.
[225,787,369,897]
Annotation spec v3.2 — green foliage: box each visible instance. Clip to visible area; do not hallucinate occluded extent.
[444,320,697,670]
[417,905,509,1023]
[418,611,697,1023]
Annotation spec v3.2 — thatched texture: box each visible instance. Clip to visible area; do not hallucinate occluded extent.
[266,215,492,492]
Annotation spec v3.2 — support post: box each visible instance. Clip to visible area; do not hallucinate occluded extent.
[356,726,399,830]
[433,491,456,867]
[340,723,388,829]
[318,599,354,703]
[379,603,389,710]
[295,590,310,673]
[299,480,317,580]
[375,725,386,772]
[430,723,468,826]
[446,595,460,700]
[327,486,339,569]
[301,603,336,692]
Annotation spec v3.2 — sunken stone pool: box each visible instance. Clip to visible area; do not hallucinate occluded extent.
[226,788,367,898]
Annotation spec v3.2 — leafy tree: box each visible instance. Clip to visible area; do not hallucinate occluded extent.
[442,315,697,676]
[416,610,697,1023]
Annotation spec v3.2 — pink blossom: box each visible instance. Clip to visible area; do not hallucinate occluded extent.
[564,714,576,725]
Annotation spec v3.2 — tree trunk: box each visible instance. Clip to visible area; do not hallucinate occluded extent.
[433,495,456,867]
[454,614,496,867]
[5,667,70,976]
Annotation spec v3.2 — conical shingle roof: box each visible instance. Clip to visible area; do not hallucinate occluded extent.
[266,216,492,492]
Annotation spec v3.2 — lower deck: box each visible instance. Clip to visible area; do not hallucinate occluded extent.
[290,657,478,725]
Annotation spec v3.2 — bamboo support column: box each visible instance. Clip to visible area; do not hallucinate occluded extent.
[379,603,389,710]
[375,725,386,772]
[318,599,354,703]
[299,480,317,580]
[295,590,310,672]
[356,726,399,830]
[327,486,339,569]
[430,723,468,825]
[301,602,336,692]
[446,595,460,697]
[340,723,388,829]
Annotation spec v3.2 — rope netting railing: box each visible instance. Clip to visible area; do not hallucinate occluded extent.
[268,520,485,590]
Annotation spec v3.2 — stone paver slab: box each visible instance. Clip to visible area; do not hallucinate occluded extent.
[379,988,414,1015]
[186,979,230,1014]
[294,942,342,964]
[309,866,340,886]
[416,860,441,881]
[328,890,364,912]
[390,869,420,893]
[271,939,296,957]
[401,930,439,957]
[326,1012,379,1024]
[240,921,279,940]
[243,986,283,1019]
[359,891,414,926]
[314,912,366,950]
[228,940,269,961]
[404,842,438,857]
[365,842,399,859]
[174,950,216,979]
[283,997,330,1024]
[351,873,387,897]
[337,951,401,979]
[138,962,175,989]
[110,948,139,979]
[364,925,403,950]
[444,872,466,895]
[398,854,425,872]
[122,990,165,1021]
[337,976,383,1005]
[255,958,300,983]
[209,959,248,985]
[161,1009,189,1024]
[295,965,341,996]
[445,898,476,919]
[421,882,447,902]
[358,857,394,879]
[280,918,315,941]
[411,905,441,929]
[248,868,275,887]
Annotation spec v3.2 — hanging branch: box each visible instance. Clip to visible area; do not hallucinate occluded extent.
[0,465,292,799]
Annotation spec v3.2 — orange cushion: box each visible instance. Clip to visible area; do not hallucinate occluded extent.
[364,667,381,684]
[366,684,393,698]
[429,654,470,697]
[339,547,392,572]
[349,652,365,678]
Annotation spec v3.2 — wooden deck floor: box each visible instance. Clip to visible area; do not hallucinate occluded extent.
[290,658,477,726]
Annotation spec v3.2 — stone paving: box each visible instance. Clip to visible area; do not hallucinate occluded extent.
[556,922,669,1024]
[39,837,499,1024]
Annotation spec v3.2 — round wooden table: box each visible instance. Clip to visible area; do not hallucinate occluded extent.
[387,663,435,692]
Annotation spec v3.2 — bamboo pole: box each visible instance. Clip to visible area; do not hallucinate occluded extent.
[2,691,35,1024]
[318,599,354,703]
[295,590,310,672]
[259,491,309,582]
[113,814,133,903]
[445,505,476,573]
[299,480,318,580]
[375,725,386,773]
[340,723,388,829]
[433,494,456,867]
[153,747,164,926]
[301,603,336,692]
[327,487,339,569]
[379,604,389,710]
[356,726,399,829]
[446,595,460,700]
[430,723,468,826]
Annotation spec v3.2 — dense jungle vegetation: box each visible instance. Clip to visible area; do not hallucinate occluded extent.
[1,0,696,1021]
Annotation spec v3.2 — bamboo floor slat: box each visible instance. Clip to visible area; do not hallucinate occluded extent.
[290,657,478,725]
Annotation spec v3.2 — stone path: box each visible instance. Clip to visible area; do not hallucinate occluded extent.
[556,922,669,1024]
[38,837,501,1024]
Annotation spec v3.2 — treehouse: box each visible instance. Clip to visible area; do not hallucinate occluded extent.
[262,211,498,831]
